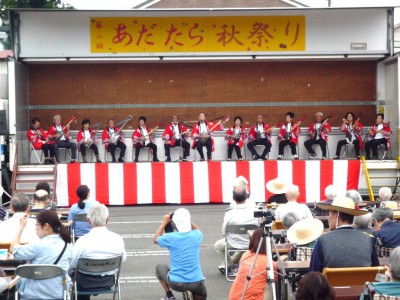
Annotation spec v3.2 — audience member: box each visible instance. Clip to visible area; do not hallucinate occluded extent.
[359,247,400,299]
[266,178,288,204]
[296,272,335,300]
[379,187,392,204]
[0,193,38,243]
[310,196,379,272]
[35,181,51,194]
[281,212,299,229]
[382,201,400,218]
[275,185,312,220]
[353,211,374,235]
[67,185,98,238]
[372,207,400,248]
[154,208,207,300]
[287,219,324,261]
[315,185,337,216]
[345,189,363,206]
[229,228,276,300]
[30,189,49,213]
[215,186,258,274]
[10,210,72,300]
[69,204,126,300]
[230,176,252,210]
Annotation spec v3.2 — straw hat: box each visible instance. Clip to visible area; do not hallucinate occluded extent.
[317,196,368,216]
[266,178,287,194]
[383,201,399,210]
[287,218,324,245]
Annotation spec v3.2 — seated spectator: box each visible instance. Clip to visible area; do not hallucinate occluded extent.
[345,189,363,206]
[379,187,392,205]
[69,204,126,300]
[266,178,288,204]
[281,212,299,229]
[310,196,379,272]
[353,210,374,235]
[67,185,98,238]
[372,207,400,248]
[229,228,277,300]
[10,210,72,300]
[315,185,337,216]
[296,272,335,300]
[275,185,312,220]
[230,176,254,210]
[30,189,49,214]
[215,186,258,274]
[154,208,207,300]
[0,193,38,243]
[287,218,324,261]
[359,247,400,299]
[35,181,51,195]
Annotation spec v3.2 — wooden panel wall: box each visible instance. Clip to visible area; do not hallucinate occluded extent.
[28,61,376,130]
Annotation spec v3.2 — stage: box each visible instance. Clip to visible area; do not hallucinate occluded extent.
[56,160,361,206]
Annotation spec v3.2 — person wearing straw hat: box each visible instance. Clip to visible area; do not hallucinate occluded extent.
[372,207,400,249]
[266,178,288,204]
[309,196,379,272]
[275,185,312,221]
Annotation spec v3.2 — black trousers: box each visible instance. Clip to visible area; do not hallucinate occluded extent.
[79,143,99,157]
[279,140,297,155]
[135,142,158,160]
[304,138,327,156]
[247,138,271,157]
[227,144,242,159]
[54,140,77,160]
[41,144,55,158]
[164,139,190,159]
[365,138,387,158]
[107,140,126,160]
[195,138,212,159]
[335,139,360,157]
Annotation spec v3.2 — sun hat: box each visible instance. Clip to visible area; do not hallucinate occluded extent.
[383,201,399,210]
[317,196,368,216]
[172,208,191,233]
[266,178,287,194]
[287,218,324,245]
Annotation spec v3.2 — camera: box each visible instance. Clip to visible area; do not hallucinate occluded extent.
[254,204,275,223]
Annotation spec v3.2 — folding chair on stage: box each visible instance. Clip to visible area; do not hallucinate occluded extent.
[30,144,43,164]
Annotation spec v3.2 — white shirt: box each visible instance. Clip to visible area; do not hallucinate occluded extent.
[257,124,265,139]
[347,124,356,142]
[222,201,259,249]
[69,227,126,275]
[315,123,321,140]
[141,127,149,145]
[0,212,39,243]
[172,124,180,140]
[55,125,66,141]
[374,124,384,139]
[199,123,208,135]
[108,128,115,134]
[275,201,313,220]
[83,129,91,141]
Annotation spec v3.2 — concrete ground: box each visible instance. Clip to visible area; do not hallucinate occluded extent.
[105,204,234,300]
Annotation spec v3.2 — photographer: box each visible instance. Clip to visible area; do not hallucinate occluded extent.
[153,208,207,300]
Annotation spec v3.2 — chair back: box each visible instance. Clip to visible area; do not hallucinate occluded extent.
[76,256,122,274]
[16,264,65,280]
[376,245,395,258]
[374,295,400,300]
[323,266,387,286]
[225,224,259,236]
[73,213,88,222]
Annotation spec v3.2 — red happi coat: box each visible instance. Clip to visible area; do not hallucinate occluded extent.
[248,123,272,143]
[132,126,155,147]
[340,122,364,149]
[102,127,124,150]
[307,122,332,142]
[225,126,246,148]
[77,128,97,151]
[27,127,48,150]
[47,124,72,144]
[369,122,392,150]
[162,123,188,147]
[191,121,223,152]
[278,122,301,145]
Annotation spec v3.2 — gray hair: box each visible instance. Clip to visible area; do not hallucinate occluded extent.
[354,212,372,229]
[53,114,61,121]
[286,185,300,202]
[315,112,323,117]
[87,204,109,227]
[345,190,362,206]
[282,212,299,229]
[372,207,394,223]
[379,187,392,201]
[389,247,400,280]
[11,192,30,212]
[325,185,337,201]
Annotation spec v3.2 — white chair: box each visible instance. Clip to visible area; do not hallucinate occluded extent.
[312,144,330,159]
[377,144,392,160]
[71,256,122,300]
[15,264,67,300]
[341,143,356,159]
[30,144,43,164]
[132,146,152,162]
[104,146,121,162]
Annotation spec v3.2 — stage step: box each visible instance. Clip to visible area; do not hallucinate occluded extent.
[13,165,56,199]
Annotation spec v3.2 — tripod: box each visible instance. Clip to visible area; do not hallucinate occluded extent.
[241,219,292,300]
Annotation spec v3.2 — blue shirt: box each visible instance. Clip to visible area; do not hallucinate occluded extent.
[373,220,400,248]
[157,230,204,283]
[13,234,72,300]
[67,199,98,237]
[359,281,400,299]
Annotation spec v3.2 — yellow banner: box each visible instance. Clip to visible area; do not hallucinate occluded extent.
[90,16,306,53]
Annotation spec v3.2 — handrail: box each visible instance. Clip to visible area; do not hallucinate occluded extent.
[11,142,18,197]
[52,163,58,207]
[361,155,374,202]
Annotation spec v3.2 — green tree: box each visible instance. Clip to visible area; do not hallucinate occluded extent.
[0,0,74,49]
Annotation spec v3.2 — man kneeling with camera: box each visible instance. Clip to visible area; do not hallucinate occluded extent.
[154,208,207,300]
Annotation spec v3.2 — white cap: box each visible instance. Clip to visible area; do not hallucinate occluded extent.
[172,208,191,233]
